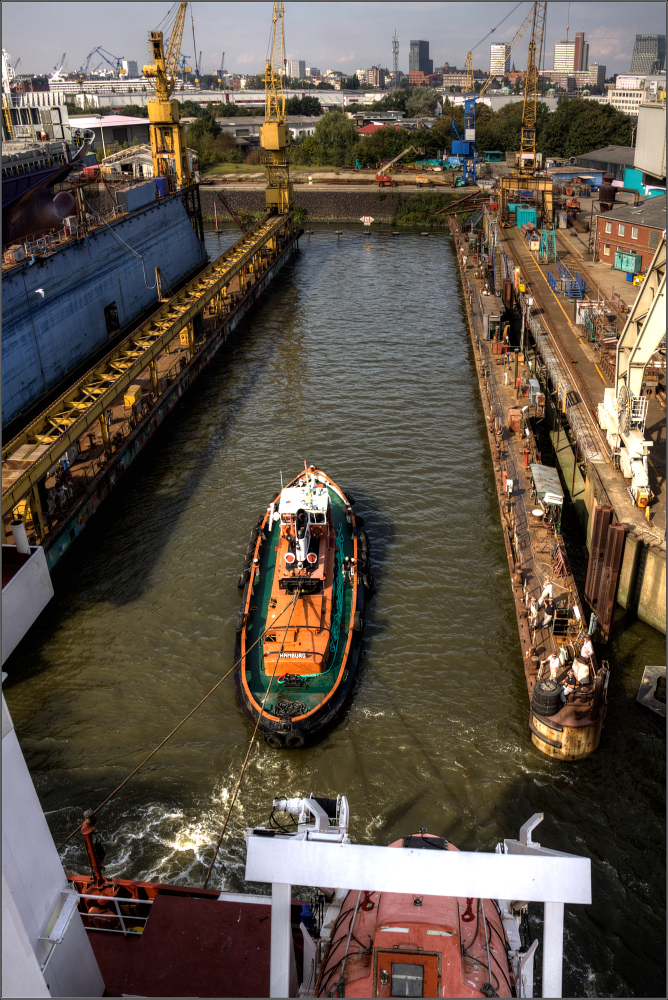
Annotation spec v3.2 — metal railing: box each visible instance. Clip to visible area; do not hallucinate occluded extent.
[76,891,154,936]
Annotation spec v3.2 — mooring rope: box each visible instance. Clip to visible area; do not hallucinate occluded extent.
[202,588,301,888]
[56,593,298,852]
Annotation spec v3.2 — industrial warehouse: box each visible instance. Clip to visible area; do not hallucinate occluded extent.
[1,3,666,999]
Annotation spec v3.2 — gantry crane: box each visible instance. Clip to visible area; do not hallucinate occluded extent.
[260,2,293,217]
[143,1,192,189]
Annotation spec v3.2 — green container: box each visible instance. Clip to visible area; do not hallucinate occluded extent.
[614,250,642,274]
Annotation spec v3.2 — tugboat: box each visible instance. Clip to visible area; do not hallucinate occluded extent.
[234,465,372,747]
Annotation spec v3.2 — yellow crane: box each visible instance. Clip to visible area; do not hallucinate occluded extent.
[519,0,547,174]
[260,2,293,216]
[478,3,544,99]
[143,1,192,189]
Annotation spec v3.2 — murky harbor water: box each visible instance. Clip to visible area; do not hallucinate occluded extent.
[4,223,665,998]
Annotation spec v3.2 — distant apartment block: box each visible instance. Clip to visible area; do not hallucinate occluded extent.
[286,60,306,79]
[490,43,511,75]
[630,34,666,73]
[365,67,386,88]
[305,67,320,78]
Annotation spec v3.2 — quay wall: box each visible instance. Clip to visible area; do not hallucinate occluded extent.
[43,236,299,572]
[1,193,205,429]
[199,187,454,223]
[546,403,666,635]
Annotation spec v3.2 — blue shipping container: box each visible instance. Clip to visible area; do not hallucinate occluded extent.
[155,177,169,198]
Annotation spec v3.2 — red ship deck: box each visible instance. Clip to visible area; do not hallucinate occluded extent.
[84,890,283,997]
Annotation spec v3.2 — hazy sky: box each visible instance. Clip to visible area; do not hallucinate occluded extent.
[3,1,665,77]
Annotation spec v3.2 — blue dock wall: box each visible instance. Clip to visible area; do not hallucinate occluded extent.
[2,194,205,428]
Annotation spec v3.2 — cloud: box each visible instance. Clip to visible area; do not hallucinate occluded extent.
[235,53,259,66]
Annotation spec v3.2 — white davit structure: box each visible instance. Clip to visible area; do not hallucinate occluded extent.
[245,794,592,1000]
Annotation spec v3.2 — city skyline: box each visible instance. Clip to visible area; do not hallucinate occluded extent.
[3,1,666,78]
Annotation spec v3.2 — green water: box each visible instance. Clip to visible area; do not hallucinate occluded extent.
[4,224,665,998]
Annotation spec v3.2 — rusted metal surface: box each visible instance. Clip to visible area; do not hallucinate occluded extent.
[585,502,613,605]
[596,524,627,642]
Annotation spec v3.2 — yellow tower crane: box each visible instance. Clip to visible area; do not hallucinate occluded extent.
[519,0,547,175]
[260,2,293,217]
[497,1,553,225]
[143,1,192,189]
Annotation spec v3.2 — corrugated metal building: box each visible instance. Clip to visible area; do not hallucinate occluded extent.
[573,145,636,182]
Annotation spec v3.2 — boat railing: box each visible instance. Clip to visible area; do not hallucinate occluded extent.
[75,890,154,936]
[2,206,127,271]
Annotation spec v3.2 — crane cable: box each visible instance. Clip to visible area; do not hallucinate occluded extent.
[469,1,525,54]
[56,591,299,852]
[202,588,301,888]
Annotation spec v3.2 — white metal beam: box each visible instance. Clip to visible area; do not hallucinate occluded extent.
[246,839,591,905]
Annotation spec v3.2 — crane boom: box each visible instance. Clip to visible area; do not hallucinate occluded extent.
[479,4,539,98]
[519,1,546,174]
[377,145,422,175]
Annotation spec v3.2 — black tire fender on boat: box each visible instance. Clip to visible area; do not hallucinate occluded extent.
[353,611,364,632]
[358,530,369,554]
[238,568,250,589]
[354,515,365,528]
[362,572,374,594]
[285,732,305,749]
[344,493,356,505]
[264,730,285,749]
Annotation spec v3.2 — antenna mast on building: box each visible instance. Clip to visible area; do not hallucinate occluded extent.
[392,31,399,88]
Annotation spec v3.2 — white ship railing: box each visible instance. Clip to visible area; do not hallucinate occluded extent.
[75,891,154,936]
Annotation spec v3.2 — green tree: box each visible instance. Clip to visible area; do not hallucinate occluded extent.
[343,76,359,90]
[540,99,632,157]
[285,95,322,116]
[122,104,149,118]
[405,88,438,117]
[313,109,358,164]
[178,99,205,118]
[214,101,249,117]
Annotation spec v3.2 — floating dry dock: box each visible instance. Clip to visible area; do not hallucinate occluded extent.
[2,215,301,569]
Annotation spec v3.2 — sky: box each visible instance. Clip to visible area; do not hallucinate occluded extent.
[3,1,666,78]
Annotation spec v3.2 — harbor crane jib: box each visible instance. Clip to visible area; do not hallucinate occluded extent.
[260,2,293,218]
[143,0,192,190]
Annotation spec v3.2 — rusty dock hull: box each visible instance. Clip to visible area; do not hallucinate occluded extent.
[452,220,607,761]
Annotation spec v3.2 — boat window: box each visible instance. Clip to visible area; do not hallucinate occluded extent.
[310,512,326,523]
[390,962,424,997]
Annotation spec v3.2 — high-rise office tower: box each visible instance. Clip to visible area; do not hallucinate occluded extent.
[286,60,306,79]
[630,34,666,73]
[409,40,433,76]
[554,31,588,72]
[490,42,511,75]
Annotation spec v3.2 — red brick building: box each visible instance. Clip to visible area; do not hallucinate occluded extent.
[594,194,666,272]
